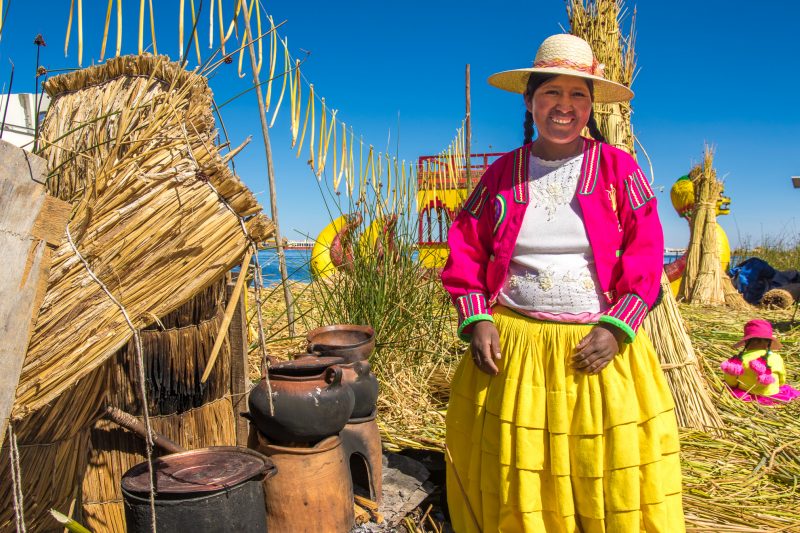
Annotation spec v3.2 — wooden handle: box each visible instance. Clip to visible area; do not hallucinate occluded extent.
[201,247,254,384]
[104,406,185,454]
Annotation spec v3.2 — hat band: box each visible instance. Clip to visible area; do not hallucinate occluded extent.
[533,57,605,78]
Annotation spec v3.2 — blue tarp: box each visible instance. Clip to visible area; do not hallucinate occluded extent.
[729,257,800,304]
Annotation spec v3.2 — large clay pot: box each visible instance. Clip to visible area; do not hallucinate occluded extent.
[248,357,354,445]
[251,431,354,533]
[338,360,379,419]
[306,324,376,362]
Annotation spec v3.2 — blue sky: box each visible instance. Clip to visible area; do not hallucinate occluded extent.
[1,1,798,249]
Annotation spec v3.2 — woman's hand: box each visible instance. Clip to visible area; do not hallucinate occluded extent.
[572,323,626,374]
[470,320,502,375]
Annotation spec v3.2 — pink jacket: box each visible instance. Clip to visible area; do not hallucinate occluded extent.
[441,138,663,342]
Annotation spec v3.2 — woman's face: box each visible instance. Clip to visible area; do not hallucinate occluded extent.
[527,75,592,146]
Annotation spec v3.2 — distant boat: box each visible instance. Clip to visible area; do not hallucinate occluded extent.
[284,240,314,250]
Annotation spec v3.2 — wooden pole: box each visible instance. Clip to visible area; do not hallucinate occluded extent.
[227,276,250,446]
[465,64,472,194]
[239,6,295,336]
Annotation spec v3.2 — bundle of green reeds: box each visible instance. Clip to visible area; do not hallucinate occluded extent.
[13,55,272,419]
[568,0,636,154]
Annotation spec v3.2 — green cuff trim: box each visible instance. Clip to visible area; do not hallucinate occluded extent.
[598,315,636,344]
[458,314,494,342]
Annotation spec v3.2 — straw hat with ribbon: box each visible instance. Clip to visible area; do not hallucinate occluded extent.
[488,33,633,103]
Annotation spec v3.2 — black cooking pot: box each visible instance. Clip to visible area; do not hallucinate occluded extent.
[121,447,275,533]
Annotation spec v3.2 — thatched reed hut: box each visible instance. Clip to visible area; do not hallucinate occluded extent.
[1,55,272,531]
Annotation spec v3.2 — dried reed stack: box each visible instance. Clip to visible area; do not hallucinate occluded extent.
[12,55,273,419]
[568,0,636,154]
[645,274,724,432]
[762,283,800,309]
[680,147,725,305]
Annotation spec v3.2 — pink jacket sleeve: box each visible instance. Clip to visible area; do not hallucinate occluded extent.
[597,163,664,342]
[440,167,498,341]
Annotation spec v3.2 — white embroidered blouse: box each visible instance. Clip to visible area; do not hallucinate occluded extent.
[496,153,607,322]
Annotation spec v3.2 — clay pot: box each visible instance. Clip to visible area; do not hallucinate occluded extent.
[247,357,354,445]
[251,431,354,533]
[338,360,379,419]
[306,324,376,362]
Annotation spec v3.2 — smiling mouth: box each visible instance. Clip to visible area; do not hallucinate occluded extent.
[550,116,573,125]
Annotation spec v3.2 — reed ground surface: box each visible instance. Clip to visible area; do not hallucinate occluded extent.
[251,283,800,532]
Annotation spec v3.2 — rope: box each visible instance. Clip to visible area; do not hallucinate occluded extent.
[65,224,158,533]
[8,424,27,533]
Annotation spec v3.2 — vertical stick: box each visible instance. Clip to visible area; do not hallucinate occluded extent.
[465,64,472,194]
[239,5,295,336]
[227,276,250,446]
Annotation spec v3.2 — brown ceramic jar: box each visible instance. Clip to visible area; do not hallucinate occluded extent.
[247,357,354,445]
[306,324,375,362]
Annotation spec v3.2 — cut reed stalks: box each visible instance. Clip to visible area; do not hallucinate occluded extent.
[643,273,724,433]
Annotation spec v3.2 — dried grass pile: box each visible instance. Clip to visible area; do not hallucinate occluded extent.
[569,0,723,433]
[679,304,800,530]
[14,54,272,419]
[568,0,636,154]
[762,284,800,309]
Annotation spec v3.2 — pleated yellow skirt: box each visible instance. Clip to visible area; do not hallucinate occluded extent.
[446,306,684,532]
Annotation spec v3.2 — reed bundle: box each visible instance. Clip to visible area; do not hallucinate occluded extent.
[568,0,636,154]
[643,273,724,432]
[681,148,725,305]
[13,55,273,419]
[761,284,800,309]
[82,397,237,532]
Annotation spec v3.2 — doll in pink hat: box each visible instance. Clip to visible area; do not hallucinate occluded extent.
[721,319,800,405]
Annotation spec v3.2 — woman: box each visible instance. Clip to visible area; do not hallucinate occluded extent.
[442,34,684,532]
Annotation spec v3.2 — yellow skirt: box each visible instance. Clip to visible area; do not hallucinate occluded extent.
[446,306,684,532]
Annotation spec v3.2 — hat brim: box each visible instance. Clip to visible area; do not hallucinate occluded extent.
[487,67,634,104]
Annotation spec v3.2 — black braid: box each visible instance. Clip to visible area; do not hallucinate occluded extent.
[586,111,607,143]
[523,111,534,144]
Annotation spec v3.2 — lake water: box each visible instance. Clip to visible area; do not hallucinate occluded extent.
[257,248,313,285]
[258,248,688,286]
